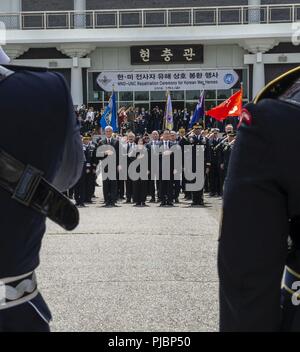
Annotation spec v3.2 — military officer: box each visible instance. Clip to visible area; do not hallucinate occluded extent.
[220,132,236,183]
[218,66,300,332]
[83,135,98,203]
[74,136,88,207]
[0,57,83,331]
[207,129,222,197]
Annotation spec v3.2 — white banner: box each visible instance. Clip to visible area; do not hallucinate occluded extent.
[96,69,239,92]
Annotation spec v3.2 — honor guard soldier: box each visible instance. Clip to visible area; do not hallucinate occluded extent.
[83,134,97,204]
[218,66,300,332]
[74,136,89,207]
[0,53,84,331]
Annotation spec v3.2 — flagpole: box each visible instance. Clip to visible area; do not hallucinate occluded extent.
[240,81,243,115]
[164,90,169,130]
[202,90,206,130]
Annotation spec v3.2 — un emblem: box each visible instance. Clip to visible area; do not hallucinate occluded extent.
[224,73,234,85]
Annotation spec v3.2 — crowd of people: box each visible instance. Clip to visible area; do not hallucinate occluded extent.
[77,104,239,135]
[67,106,237,208]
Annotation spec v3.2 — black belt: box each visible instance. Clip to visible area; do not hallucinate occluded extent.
[0,149,79,231]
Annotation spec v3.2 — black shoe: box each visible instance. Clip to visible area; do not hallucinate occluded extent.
[149,198,156,203]
[126,199,132,204]
[174,198,179,204]
[141,202,149,207]
[167,202,174,207]
[133,203,141,207]
[209,193,216,197]
[160,202,167,207]
[111,203,119,207]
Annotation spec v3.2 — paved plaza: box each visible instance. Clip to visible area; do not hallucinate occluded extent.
[39,186,221,332]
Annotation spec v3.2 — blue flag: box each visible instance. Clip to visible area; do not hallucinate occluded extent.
[100,91,118,132]
[189,91,205,128]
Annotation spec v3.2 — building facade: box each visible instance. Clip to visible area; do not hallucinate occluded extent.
[0,0,299,109]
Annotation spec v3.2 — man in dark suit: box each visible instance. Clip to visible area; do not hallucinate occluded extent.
[125,132,136,203]
[159,130,175,207]
[146,130,160,202]
[97,126,119,207]
[189,125,207,206]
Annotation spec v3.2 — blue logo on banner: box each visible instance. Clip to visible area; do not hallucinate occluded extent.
[224,73,235,85]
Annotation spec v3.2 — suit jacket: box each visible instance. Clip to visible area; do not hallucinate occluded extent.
[97,137,120,173]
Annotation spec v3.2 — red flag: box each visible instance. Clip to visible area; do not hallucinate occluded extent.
[206,89,243,121]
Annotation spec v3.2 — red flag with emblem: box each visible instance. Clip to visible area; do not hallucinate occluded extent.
[206,89,243,121]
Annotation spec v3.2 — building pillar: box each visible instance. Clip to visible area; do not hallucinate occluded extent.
[71,58,83,107]
[57,44,95,107]
[241,39,278,99]
[252,52,265,97]
[248,0,261,24]
[74,0,86,28]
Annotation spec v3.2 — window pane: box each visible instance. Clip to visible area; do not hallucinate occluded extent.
[119,91,133,101]
[104,91,112,101]
[205,101,217,110]
[170,90,184,100]
[217,89,231,99]
[186,90,200,100]
[135,103,150,111]
[205,90,216,99]
[118,101,133,109]
[151,91,166,101]
[185,102,198,115]
[135,91,149,101]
